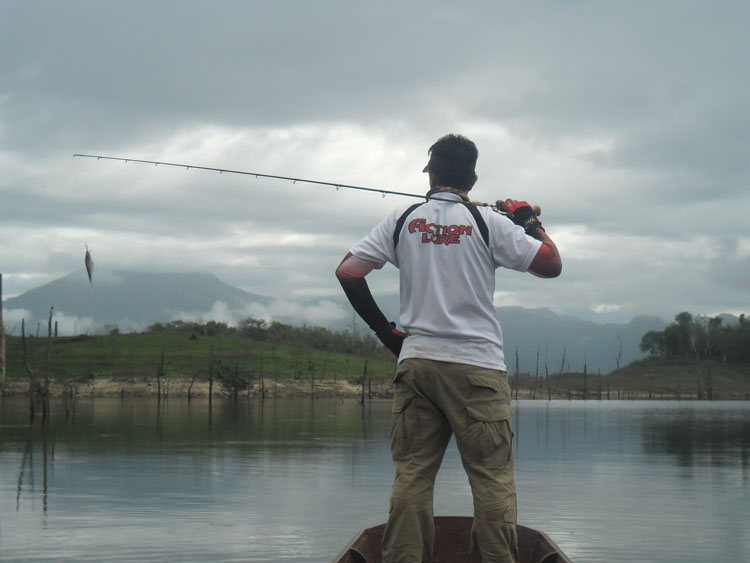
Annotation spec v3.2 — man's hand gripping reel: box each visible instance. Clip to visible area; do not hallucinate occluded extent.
[476,198,546,241]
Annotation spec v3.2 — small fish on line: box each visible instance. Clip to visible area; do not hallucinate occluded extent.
[85,244,94,286]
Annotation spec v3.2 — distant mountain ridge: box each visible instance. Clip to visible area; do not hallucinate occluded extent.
[2,269,679,373]
[3,270,270,334]
[497,306,668,375]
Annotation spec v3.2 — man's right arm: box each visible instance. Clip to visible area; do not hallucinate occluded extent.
[528,229,561,278]
[498,198,562,278]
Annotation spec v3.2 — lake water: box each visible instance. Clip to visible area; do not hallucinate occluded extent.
[1,397,748,562]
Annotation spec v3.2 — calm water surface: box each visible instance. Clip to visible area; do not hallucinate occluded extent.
[1,397,748,562]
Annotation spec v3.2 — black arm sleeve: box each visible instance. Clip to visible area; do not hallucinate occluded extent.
[337,276,390,333]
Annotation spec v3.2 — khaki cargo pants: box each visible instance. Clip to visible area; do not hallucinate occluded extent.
[382,358,518,563]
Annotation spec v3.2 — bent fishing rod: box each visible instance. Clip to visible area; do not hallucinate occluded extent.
[72,154,541,216]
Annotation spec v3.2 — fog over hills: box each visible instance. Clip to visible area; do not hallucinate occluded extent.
[2,270,676,373]
[3,270,272,335]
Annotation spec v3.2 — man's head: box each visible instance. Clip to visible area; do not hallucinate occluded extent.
[423,134,478,192]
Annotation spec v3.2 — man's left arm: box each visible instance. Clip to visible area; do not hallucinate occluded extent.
[335,253,406,356]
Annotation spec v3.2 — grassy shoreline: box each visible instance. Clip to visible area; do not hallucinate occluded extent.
[0,376,390,400]
[2,333,749,401]
[3,369,749,401]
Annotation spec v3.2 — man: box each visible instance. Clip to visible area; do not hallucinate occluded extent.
[335,134,561,562]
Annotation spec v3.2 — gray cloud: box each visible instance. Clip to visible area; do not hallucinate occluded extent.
[1,0,748,323]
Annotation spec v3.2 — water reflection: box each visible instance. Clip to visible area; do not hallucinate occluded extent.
[642,405,750,468]
[2,398,749,562]
[514,400,750,470]
[510,401,750,563]
[13,414,52,515]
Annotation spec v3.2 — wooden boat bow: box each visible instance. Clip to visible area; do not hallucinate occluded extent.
[332,516,573,563]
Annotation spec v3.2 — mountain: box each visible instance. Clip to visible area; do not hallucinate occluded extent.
[2,270,669,373]
[3,270,271,334]
[497,307,668,375]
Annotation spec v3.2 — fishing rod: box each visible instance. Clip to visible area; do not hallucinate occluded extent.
[72,154,541,215]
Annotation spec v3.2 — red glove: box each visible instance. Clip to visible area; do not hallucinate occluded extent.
[498,198,544,240]
[498,198,536,223]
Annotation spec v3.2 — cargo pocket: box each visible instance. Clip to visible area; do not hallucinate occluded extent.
[466,372,510,403]
[390,391,417,463]
[463,402,512,468]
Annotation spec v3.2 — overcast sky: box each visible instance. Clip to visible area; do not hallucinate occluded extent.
[1,0,748,328]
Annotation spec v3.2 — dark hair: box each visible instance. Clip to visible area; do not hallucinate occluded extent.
[425,134,478,191]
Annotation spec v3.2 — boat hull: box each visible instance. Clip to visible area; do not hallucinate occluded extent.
[333,516,573,563]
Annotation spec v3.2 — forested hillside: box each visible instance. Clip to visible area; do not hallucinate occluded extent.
[640,312,749,363]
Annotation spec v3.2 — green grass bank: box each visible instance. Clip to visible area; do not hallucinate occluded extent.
[1,333,749,400]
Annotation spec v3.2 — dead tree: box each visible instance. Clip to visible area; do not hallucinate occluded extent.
[559,346,566,376]
[583,355,588,400]
[187,372,198,402]
[615,335,623,371]
[208,345,214,404]
[273,357,279,398]
[691,320,716,400]
[156,348,165,402]
[259,356,266,400]
[0,273,6,393]
[359,360,368,405]
[558,346,567,400]
[22,319,36,416]
[43,307,54,419]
